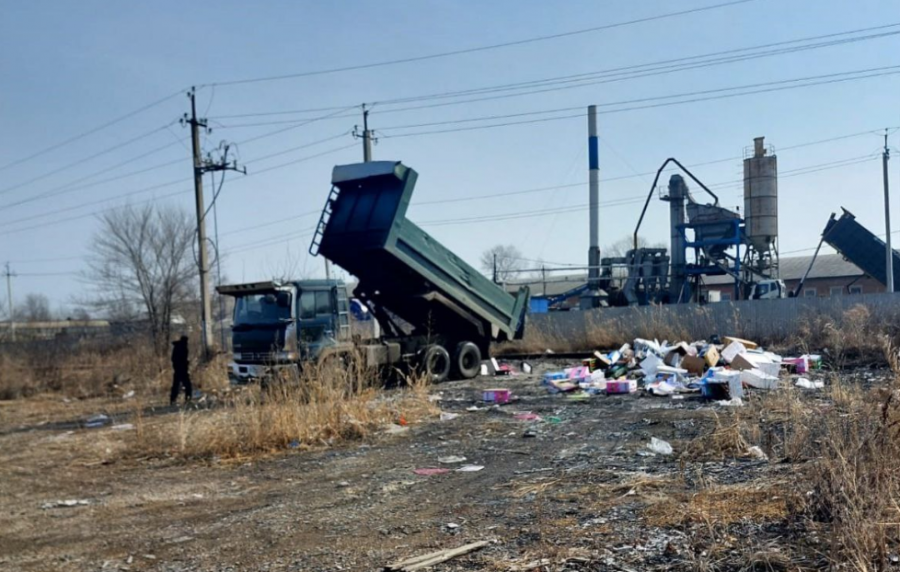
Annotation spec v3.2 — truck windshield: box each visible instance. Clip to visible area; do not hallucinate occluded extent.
[234,291,292,325]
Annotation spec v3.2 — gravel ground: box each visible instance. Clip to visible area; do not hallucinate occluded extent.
[1,362,893,572]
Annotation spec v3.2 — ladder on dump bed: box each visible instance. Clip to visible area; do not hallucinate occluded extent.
[309,185,340,257]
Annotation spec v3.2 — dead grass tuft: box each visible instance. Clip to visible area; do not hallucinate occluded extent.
[644,483,793,528]
[134,357,438,459]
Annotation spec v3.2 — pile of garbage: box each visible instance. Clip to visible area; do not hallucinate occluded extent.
[541,336,822,401]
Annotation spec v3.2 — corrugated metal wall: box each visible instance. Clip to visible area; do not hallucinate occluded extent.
[528,293,900,344]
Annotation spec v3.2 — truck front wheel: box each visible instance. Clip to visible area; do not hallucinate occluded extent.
[453,342,482,380]
[421,345,450,383]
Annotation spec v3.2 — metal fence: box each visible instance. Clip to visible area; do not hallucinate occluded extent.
[527,292,900,344]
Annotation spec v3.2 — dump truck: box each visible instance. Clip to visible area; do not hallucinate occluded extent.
[218,160,529,384]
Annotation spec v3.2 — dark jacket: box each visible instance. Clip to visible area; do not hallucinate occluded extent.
[171,339,189,372]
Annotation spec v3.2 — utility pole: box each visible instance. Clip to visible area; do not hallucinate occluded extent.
[184,88,214,358]
[884,129,894,293]
[353,104,375,162]
[182,88,244,359]
[3,263,14,342]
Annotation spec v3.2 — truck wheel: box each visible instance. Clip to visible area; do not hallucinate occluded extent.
[422,345,450,383]
[453,342,482,380]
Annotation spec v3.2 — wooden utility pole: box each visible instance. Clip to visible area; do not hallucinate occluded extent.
[184,88,215,358]
[3,262,14,342]
[883,130,894,293]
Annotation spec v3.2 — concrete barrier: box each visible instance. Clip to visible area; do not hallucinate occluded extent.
[527,292,900,345]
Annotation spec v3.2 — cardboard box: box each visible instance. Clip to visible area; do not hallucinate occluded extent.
[741,368,779,390]
[593,351,612,369]
[721,341,747,364]
[704,346,720,368]
[724,336,758,350]
[606,379,637,394]
[681,355,706,376]
[731,353,780,378]
[483,388,511,403]
[707,369,743,399]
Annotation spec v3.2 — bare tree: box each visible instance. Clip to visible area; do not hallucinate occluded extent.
[480,244,525,282]
[84,204,196,353]
[18,293,53,322]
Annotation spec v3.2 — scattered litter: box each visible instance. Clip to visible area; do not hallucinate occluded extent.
[522,429,537,438]
[718,397,744,407]
[479,364,489,376]
[521,362,533,374]
[41,499,90,509]
[438,455,466,464]
[122,390,135,399]
[606,379,638,395]
[84,414,111,428]
[428,394,443,402]
[413,468,450,476]
[288,440,301,449]
[741,368,779,390]
[384,424,410,435]
[455,465,484,472]
[795,377,824,389]
[465,406,482,412]
[111,423,134,431]
[647,437,673,456]
[445,522,460,530]
[482,388,511,404]
[439,412,460,421]
[514,413,542,422]
[747,446,768,461]
[337,481,351,488]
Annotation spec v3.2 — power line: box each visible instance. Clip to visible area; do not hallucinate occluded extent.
[0,90,183,173]
[0,142,357,237]
[370,24,900,107]
[210,23,900,122]
[380,65,900,138]
[0,155,187,212]
[203,0,756,88]
[0,123,177,196]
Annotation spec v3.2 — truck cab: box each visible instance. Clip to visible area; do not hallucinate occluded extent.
[748,279,786,300]
[217,280,350,384]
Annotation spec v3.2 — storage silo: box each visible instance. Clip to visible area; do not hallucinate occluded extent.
[743,137,778,276]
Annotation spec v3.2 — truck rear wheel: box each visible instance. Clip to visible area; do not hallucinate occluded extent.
[421,344,450,383]
[453,342,482,380]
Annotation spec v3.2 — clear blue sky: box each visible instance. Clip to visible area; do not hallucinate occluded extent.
[1,0,899,313]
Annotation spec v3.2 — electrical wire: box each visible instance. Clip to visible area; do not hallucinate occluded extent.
[211,23,900,122]
[0,142,357,237]
[0,90,184,173]
[202,0,756,88]
[380,65,900,138]
[0,122,178,196]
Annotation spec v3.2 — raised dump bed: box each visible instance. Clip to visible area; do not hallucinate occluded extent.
[311,161,529,354]
[823,208,900,288]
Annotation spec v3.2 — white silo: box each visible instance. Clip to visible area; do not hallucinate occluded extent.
[743,137,778,277]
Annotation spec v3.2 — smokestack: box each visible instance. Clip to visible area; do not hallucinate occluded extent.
[588,105,600,287]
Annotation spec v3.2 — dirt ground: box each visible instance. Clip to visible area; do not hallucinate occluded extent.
[0,363,892,572]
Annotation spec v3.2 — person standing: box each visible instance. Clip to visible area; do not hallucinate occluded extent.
[170,335,192,406]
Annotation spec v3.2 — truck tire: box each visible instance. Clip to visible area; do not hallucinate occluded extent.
[422,344,450,383]
[453,342,482,380]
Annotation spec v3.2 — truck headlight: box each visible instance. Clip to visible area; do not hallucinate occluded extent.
[275,351,298,361]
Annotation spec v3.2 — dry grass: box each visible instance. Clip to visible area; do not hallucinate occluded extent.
[683,338,900,570]
[0,340,168,400]
[133,357,439,459]
[644,483,793,528]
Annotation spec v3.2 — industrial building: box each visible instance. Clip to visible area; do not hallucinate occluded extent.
[510,253,884,312]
